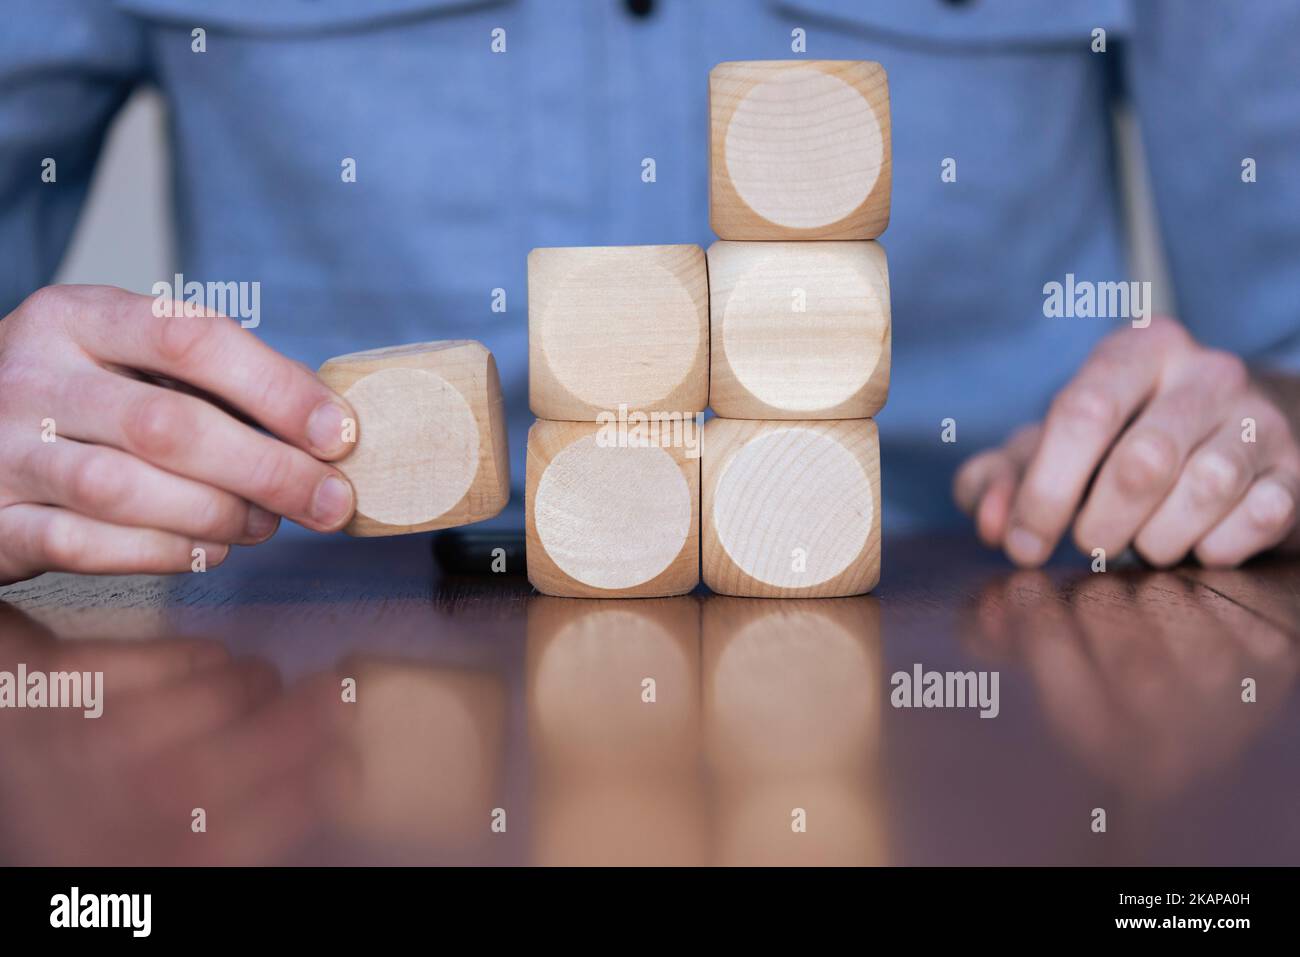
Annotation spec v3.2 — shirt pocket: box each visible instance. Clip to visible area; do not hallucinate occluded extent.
[774,0,1131,50]
[113,0,509,35]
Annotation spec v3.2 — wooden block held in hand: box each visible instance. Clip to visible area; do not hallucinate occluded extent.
[702,418,880,598]
[318,340,510,536]
[710,60,891,241]
[526,420,700,598]
[528,245,709,420]
[709,240,890,419]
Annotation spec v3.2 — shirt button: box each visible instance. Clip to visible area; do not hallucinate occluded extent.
[625,0,655,19]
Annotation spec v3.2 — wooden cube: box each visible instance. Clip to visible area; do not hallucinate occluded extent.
[710,60,891,241]
[528,245,708,420]
[318,340,510,536]
[709,240,890,419]
[702,418,880,597]
[526,420,700,598]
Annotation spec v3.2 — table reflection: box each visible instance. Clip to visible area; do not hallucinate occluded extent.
[331,656,507,862]
[703,597,886,866]
[0,535,1295,866]
[959,569,1299,805]
[0,604,347,865]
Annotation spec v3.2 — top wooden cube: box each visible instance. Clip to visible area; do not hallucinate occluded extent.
[710,60,891,241]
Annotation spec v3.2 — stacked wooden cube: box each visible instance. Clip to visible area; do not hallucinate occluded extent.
[527,60,891,599]
[525,245,709,598]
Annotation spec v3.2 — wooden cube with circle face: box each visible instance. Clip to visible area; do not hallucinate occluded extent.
[710,60,891,241]
[708,239,890,419]
[528,244,709,421]
[702,418,880,598]
[318,340,510,536]
[526,420,700,598]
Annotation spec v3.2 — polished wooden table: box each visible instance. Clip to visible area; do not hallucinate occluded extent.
[1,531,1296,865]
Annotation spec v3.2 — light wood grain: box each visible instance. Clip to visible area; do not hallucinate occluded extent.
[318,340,510,537]
[709,239,890,419]
[526,419,700,598]
[710,60,891,241]
[702,418,880,598]
[528,245,708,420]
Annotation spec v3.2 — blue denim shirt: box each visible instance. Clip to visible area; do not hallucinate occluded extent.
[3,0,1299,530]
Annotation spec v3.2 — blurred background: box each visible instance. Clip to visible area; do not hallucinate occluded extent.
[54,89,1174,315]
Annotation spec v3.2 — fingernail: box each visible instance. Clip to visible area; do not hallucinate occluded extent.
[245,505,279,541]
[307,400,349,456]
[312,475,354,528]
[1006,526,1045,565]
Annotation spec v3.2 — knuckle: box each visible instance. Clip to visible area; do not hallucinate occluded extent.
[1186,451,1245,504]
[0,353,46,397]
[1049,384,1116,432]
[1253,403,1289,437]
[19,285,70,320]
[1196,351,1249,391]
[40,512,85,568]
[155,313,216,368]
[1146,314,1190,348]
[127,393,187,459]
[71,450,129,513]
[250,358,299,418]
[1018,474,1072,519]
[1115,431,1180,492]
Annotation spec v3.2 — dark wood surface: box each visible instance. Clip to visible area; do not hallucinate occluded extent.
[0,531,1296,865]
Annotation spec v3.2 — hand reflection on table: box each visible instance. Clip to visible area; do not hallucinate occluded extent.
[0,603,349,865]
[527,595,886,866]
[961,569,1299,804]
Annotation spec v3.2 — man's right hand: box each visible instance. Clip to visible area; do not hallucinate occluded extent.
[0,285,358,583]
